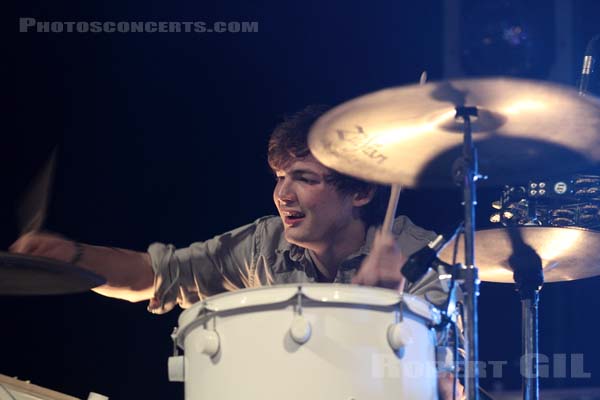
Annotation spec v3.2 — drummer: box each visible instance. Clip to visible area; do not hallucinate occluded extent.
[10,105,460,398]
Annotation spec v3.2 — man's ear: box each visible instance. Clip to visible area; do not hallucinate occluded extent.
[352,186,376,207]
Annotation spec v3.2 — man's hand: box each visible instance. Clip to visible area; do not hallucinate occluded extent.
[438,372,465,400]
[10,231,154,302]
[10,231,80,263]
[352,229,407,289]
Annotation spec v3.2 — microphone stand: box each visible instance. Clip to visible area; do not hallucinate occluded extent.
[453,106,482,400]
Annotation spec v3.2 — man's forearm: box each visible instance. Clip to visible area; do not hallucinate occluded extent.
[79,244,155,302]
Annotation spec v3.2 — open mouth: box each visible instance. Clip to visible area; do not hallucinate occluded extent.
[282,211,305,225]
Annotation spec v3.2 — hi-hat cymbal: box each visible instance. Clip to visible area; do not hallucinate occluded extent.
[308,78,600,187]
[0,252,105,295]
[438,226,600,283]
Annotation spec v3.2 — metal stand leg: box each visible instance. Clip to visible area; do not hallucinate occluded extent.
[506,228,544,400]
[522,292,540,400]
[454,106,482,400]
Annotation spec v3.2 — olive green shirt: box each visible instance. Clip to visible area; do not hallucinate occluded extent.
[146,215,450,314]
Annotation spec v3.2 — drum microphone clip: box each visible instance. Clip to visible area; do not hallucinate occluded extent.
[401,222,463,284]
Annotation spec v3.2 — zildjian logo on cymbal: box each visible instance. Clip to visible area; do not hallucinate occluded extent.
[334,125,388,165]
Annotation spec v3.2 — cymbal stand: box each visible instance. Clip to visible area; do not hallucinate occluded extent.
[521,291,540,400]
[506,229,544,400]
[453,106,482,400]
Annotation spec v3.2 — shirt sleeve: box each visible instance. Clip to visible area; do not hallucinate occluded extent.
[146,218,267,314]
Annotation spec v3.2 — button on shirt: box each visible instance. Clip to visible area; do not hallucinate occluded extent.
[147,215,447,314]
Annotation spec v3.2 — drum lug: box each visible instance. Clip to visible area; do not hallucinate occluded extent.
[168,326,186,382]
[387,321,413,351]
[194,330,221,357]
[387,303,413,351]
[290,315,312,344]
[168,355,185,382]
[170,327,179,356]
[289,286,312,344]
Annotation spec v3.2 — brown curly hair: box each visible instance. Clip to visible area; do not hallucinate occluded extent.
[267,105,389,227]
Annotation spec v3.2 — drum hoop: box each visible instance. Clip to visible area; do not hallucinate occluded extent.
[175,284,440,345]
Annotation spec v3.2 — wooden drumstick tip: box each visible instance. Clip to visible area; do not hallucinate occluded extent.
[419,71,428,85]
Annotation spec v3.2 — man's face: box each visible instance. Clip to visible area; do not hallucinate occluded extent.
[272,154,358,249]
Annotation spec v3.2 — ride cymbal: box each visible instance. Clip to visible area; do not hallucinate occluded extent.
[309,77,600,187]
[438,226,600,283]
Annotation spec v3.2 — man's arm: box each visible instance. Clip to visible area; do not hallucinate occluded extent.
[10,231,154,302]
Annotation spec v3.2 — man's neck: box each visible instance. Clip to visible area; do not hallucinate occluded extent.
[309,220,367,280]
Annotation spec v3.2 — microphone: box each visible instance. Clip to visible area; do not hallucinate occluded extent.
[401,224,462,283]
[578,34,599,96]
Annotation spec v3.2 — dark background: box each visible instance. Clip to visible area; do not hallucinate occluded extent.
[4,0,600,398]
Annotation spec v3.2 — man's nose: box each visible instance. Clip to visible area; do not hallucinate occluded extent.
[275,180,295,203]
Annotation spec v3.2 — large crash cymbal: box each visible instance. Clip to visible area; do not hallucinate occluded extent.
[0,252,105,295]
[438,226,600,283]
[308,78,600,187]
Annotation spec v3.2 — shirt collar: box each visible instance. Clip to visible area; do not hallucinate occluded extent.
[275,240,306,262]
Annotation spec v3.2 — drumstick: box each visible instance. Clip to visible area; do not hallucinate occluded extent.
[17,147,58,235]
[388,70,428,293]
[382,184,405,293]
[382,184,401,233]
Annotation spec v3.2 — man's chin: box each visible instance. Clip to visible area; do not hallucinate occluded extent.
[283,230,308,246]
